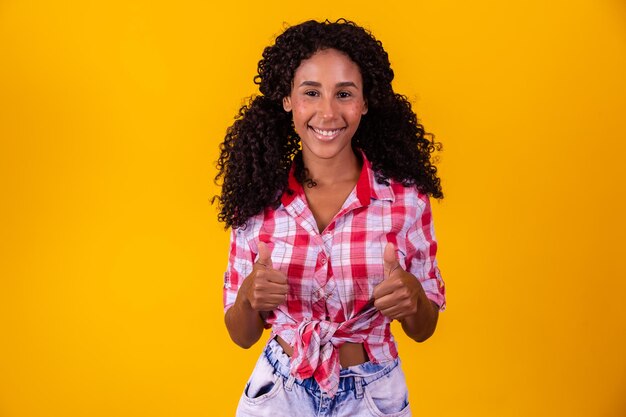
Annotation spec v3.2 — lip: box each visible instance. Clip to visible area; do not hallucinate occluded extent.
[308,125,346,141]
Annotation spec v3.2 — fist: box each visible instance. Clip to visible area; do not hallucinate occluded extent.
[373,242,423,320]
[243,242,289,312]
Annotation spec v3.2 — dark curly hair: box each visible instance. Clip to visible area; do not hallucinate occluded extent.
[214,18,443,229]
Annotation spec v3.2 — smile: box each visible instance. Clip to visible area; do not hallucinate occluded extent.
[309,126,345,140]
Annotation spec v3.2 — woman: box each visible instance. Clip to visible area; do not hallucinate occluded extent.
[215,19,446,416]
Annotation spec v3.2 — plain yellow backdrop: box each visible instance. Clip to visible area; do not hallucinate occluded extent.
[1,0,625,416]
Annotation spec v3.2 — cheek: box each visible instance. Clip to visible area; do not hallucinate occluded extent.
[291,104,312,126]
[346,106,365,124]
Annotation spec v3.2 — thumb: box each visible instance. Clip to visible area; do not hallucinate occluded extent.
[256,241,273,269]
[383,242,399,279]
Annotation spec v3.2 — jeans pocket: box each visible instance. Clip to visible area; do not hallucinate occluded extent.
[243,354,283,404]
[364,363,411,416]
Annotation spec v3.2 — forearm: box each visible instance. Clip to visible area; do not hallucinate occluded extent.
[224,288,265,349]
[399,297,439,343]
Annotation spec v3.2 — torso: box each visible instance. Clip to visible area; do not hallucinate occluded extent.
[297,164,368,365]
[225,154,441,370]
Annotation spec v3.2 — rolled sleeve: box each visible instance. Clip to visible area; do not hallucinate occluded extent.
[223,226,255,312]
[405,195,446,311]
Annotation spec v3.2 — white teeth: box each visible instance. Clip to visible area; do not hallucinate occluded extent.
[311,127,342,136]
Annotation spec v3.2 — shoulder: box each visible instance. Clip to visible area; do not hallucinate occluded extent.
[232,212,263,241]
[386,178,429,212]
[233,205,284,242]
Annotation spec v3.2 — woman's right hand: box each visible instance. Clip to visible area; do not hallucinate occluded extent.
[242,242,289,312]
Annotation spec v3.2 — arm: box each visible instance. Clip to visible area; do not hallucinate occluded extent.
[224,242,288,349]
[224,279,265,349]
[398,290,440,343]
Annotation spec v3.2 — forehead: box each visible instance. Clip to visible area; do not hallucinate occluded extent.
[293,48,363,84]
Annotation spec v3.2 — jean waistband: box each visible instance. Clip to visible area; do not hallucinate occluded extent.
[263,337,400,395]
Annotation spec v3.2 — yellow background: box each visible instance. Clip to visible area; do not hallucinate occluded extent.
[1,0,625,416]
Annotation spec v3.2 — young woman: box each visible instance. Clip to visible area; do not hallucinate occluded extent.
[215,19,446,416]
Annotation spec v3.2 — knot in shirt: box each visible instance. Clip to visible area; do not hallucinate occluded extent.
[280,306,384,397]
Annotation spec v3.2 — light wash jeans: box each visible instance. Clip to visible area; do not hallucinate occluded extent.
[236,338,411,417]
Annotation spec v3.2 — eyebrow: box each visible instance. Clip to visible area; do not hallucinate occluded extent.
[299,81,359,89]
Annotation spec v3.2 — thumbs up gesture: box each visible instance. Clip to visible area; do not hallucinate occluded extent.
[373,242,424,320]
[242,242,289,312]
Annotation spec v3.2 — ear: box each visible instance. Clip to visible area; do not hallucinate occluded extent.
[283,96,292,112]
[361,99,368,115]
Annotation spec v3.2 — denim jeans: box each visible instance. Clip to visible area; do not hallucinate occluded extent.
[236,338,411,417]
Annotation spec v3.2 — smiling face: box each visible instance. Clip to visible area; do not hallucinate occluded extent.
[283,48,368,165]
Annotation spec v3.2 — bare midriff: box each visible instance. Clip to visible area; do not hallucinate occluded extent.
[276,335,370,368]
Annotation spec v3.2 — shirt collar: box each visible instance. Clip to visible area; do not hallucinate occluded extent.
[280,150,394,208]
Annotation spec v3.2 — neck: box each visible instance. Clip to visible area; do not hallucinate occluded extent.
[302,150,361,187]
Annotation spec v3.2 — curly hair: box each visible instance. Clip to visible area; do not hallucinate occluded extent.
[214,18,443,229]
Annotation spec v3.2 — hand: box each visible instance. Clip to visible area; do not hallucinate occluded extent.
[242,242,289,312]
[373,242,424,320]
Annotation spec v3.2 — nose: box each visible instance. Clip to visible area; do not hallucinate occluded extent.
[317,96,337,120]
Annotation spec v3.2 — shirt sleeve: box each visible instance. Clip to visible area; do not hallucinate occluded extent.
[223,226,255,313]
[404,195,446,311]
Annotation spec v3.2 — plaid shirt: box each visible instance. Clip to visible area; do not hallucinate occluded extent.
[223,153,446,397]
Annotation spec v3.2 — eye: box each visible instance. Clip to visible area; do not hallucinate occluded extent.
[304,90,319,97]
[337,91,352,99]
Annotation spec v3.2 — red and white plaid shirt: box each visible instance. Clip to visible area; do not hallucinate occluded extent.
[223,153,445,397]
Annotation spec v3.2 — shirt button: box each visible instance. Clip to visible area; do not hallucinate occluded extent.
[320,257,327,265]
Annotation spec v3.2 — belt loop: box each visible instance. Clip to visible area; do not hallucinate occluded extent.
[354,376,364,399]
[285,374,296,391]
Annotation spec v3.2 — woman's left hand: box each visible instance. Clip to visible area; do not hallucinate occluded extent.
[372,243,426,320]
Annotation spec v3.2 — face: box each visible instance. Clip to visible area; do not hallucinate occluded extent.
[283,48,368,164]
